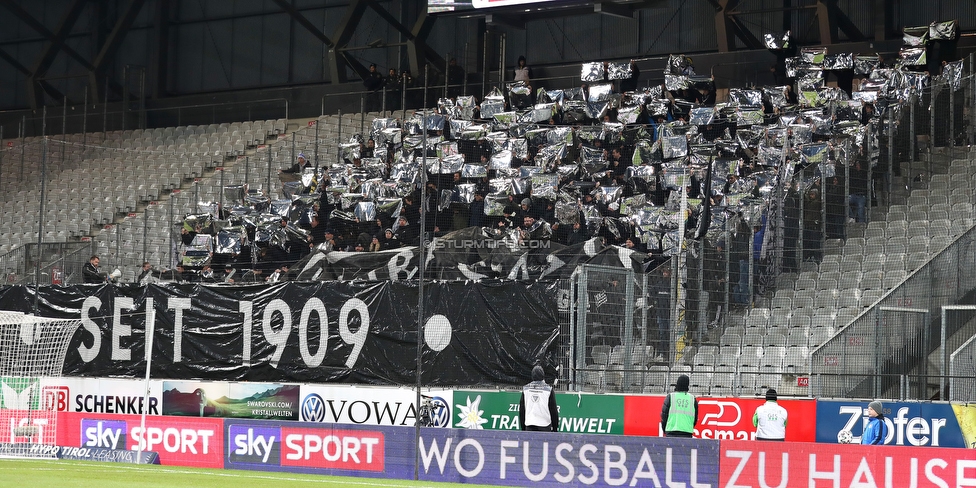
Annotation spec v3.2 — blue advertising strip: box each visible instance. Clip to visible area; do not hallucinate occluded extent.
[57,446,160,464]
[816,400,968,447]
[221,419,720,487]
[0,443,159,464]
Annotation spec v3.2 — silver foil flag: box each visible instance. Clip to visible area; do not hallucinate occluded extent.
[763,31,790,50]
[581,62,606,82]
[607,62,632,81]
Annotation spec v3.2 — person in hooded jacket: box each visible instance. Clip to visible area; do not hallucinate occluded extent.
[519,365,559,432]
[660,374,698,437]
[861,400,887,445]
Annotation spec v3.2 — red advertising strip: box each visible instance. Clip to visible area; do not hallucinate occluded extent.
[279,426,385,472]
[623,396,817,442]
[56,411,224,468]
[721,440,976,487]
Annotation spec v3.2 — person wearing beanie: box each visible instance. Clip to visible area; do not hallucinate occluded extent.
[753,388,788,441]
[861,400,887,445]
[660,374,698,437]
[519,365,559,432]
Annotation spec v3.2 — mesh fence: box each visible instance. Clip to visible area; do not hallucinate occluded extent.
[1,53,976,398]
[0,313,80,457]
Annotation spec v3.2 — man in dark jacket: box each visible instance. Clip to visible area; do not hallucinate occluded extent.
[83,255,105,283]
[519,365,559,432]
[660,374,698,437]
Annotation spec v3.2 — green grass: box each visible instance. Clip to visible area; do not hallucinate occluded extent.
[0,459,502,488]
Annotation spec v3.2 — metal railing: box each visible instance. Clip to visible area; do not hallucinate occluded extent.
[811,223,976,401]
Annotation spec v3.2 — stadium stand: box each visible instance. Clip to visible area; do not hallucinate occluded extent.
[1,43,975,401]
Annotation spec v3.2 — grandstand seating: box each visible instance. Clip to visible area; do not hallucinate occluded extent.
[0,96,973,400]
[0,114,388,281]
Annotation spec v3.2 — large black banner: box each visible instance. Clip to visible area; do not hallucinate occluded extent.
[0,281,558,386]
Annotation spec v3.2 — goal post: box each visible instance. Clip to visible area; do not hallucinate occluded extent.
[0,311,80,459]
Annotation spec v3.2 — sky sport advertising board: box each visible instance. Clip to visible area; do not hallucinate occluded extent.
[720,439,976,487]
[816,400,976,447]
[298,385,453,427]
[452,390,624,434]
[55,411,224,468]
[623,395,818,441]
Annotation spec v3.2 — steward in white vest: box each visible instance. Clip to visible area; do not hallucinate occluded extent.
[519,365,559,432]
[753,388,788,441]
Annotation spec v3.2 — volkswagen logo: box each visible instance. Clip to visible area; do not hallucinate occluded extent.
[429,396,451,428]
[301,393,325,422]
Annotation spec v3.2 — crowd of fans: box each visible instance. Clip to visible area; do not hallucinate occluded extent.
[125,44,952,298]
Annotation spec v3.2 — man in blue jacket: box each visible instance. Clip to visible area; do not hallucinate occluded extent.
[861,400,887,445]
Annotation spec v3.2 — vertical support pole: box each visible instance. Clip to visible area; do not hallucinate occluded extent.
[463,42,469,96]
[888,98,894,203]
[103,78,109,137]
[381,86,387,116]
[930,82,936,178]
[137,296,155,462]
[360,96,365,135]
[482,29,489,97]
[622,269,635,390]
[142,205,148,264]
[33,110,47,312]
[950,78,955,161]
[122,65,129,131]
[337,110,343,166]
[971,53,976,148]
[61,96,67,173]
[219,167,225,214]
[941,306,947,401]
[314,121,319,175]
[498,33,506,89]
[267,144,273,196]
[444,54,449,99]
[414,63,431,481]
[19,117,25,181]
[639,272,648,384]
[576,270,589,390]
[168,195,174,268]
[569,275,578,390]
[909,100,915,182]
[82,86,88,149]
[140,68,147,130]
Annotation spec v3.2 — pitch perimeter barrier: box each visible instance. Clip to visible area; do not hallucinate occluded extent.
[36,408,976,487]
[18,375,976,448]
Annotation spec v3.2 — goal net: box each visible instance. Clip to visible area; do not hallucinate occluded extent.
[0,311,80,459]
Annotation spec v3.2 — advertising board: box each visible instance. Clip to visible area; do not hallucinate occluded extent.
[816,400,976,447]
[56,411,224,468]
[624,395,818,441]
[452,390,624,434]
[299,385,453,427]
[417,428,720,486]
[721,439,976,487]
